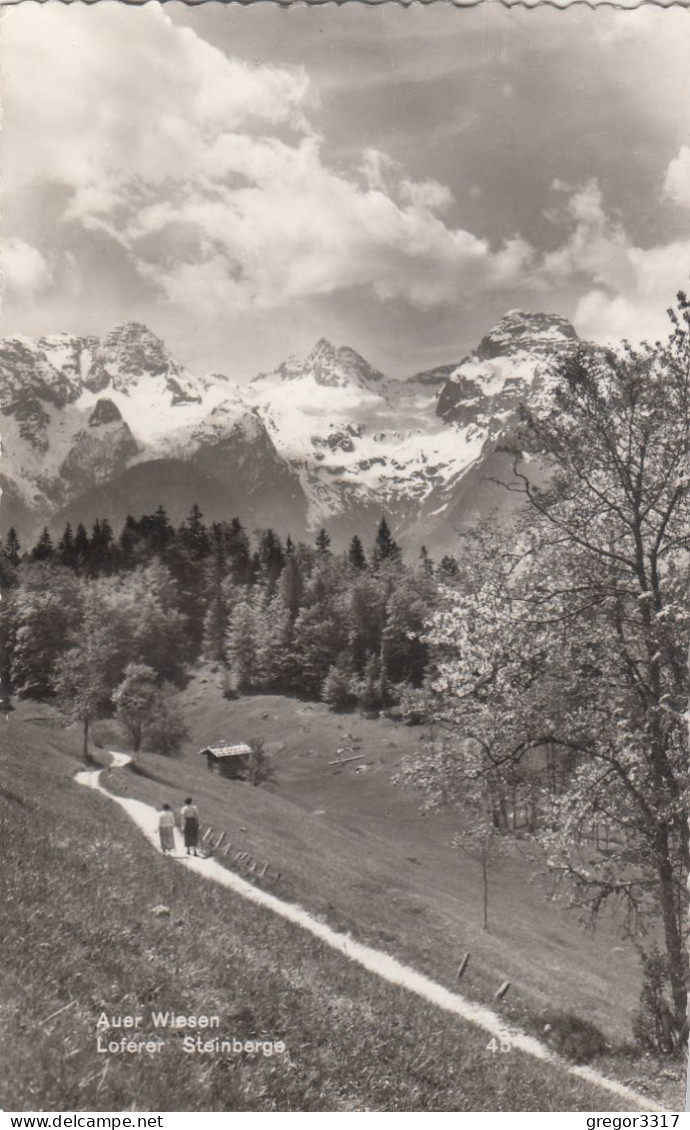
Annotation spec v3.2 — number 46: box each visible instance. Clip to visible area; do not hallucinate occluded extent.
[487,1034,512,1053]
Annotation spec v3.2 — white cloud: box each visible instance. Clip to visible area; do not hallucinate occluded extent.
[1,3,534,317]
[2,238,53,301]
[664,146,690,209]
[2,4,315,196]
[3,3,689,349]
[539,180,690,344]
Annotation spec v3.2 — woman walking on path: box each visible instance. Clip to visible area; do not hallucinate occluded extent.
[181,797,199,856]
[158,804,176,854]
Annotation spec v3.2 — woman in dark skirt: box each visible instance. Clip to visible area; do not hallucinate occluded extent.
[181,797,200,856]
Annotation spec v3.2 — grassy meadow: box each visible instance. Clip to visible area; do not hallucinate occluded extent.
[0,688,684,1111]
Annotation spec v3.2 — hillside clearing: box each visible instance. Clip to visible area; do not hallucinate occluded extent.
[111,675,655,1044]
[80,750,665,1112]
[0,714,672,1112]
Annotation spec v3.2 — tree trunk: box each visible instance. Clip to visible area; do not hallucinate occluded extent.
[482,848,489,931]
[656,830,688,1025]
[83,714,90,763]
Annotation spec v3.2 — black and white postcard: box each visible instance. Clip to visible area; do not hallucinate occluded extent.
[1,0,689,1114]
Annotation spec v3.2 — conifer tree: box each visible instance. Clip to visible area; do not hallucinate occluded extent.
[226,598,259,692]
[347,534,367,571]
[31,527,54,562]
[117,516,137,569]
[438,554,460,580]
[5,528,21,568]
[57,523,76,569]
[179,503,210,558]
[277,556,304,621]
[74,523,90,571]
[89,517,114,576]
[372,517,400,565]
[225,518,253,584]
[419,546,434,576]
[315,528,332,555]
[255,528,285,593]
[150,505,175,556]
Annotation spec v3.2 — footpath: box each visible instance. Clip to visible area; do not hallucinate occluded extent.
[75,751,666,1114]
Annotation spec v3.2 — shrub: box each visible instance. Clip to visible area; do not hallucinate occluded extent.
[538,1010,607,1064]
[142,688,189,757]
[393,684,427,725]
[322,664,357,712]
[354,656,385,718]
[221,670,238,701]
[247,737,271,786]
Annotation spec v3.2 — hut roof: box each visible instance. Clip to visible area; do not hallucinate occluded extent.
[199,742,252,760]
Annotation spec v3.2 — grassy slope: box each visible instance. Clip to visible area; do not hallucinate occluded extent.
[101,670,684,1107]
[1,711,651,1113]
[133,672,646,1041]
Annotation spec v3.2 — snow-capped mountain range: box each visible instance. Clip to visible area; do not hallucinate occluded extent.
[0,312,584,555]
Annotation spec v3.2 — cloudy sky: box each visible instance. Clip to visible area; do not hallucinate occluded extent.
[3,2,690,379]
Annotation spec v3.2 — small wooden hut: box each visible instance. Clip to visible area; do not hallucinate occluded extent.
[199,742,252,779]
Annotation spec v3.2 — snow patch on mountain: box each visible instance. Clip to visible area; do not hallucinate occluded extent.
[1,310,585,550]
[249,338,491,529]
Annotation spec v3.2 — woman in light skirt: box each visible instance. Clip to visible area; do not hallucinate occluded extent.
[158,804,176,854]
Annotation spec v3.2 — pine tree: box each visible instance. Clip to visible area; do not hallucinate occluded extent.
[117,516,137,569]
[179,503,210,558]
[292,567,348,696]
[372,517,400,565]
[380,579,430,686]
[277,556,304,621]
[226,519,253,584]
[5,528,21,568]
[57,523,76,569]
[89,517,114,576]
[0,541,17,590]
[347,534,367,571]
[31,527,54,562]
[226,599,258,692]
[74,523,90,571]
[151,505,175,556]
[256,529,285,592]
[438,555,459,579]
[315,528,332,556]
[254,591,299,691]
[202,566,235,664]
[419,546,434,576]
[348,574,387,673]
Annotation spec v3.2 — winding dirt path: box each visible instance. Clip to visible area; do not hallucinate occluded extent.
[75,752,666,1113]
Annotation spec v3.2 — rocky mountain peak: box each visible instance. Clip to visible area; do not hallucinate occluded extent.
[437,311,581,426]
[302,338,386,389]
[254,338,387,391]
[85,323,202,404]
[475,310,578,362]
[87,398,124,428]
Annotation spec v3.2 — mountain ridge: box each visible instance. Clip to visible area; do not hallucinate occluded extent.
[0,312,584,553]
